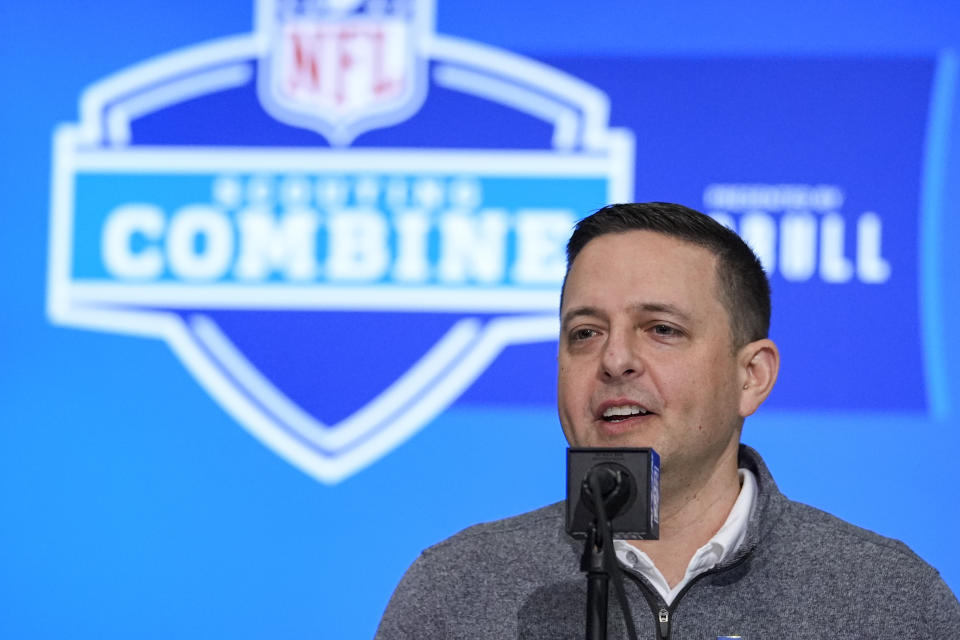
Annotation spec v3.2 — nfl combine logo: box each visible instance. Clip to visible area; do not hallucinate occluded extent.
[258,0,431,145]
[47,0,634,482]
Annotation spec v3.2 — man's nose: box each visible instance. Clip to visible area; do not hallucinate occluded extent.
[601,329,643,379]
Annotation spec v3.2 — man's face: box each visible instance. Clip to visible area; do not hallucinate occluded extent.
[558,230,745,479]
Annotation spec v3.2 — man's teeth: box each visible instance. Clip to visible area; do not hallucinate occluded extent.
[602,405,650,419]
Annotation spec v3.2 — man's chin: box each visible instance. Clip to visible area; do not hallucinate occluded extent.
[568,424,658,450]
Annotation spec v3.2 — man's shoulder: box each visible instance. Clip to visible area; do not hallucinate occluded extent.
[745,495,960,634]
[410,502,582,577]
[423,501,568,560]
[744,445,934,573]
[771,496,934,572]
[376,503,584,637]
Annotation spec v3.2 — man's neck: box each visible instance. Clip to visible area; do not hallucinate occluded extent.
[627,448,742,588]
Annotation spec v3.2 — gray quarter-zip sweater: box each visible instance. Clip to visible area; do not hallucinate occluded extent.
[376,445,960,639]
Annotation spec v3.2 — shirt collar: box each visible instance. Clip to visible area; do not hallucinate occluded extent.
[614,467,758,605]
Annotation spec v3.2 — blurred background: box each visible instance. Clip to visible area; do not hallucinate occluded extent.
[2,1,960,637]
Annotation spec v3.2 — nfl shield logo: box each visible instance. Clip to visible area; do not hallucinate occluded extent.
[256,0,432,145]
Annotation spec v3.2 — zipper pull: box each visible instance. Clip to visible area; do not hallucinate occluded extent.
[658,607,670,639]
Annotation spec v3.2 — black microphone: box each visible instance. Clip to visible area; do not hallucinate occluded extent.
[565,448,660,540]
[581,463,632,520]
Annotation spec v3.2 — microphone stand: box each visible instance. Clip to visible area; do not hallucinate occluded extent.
[579,467,632,640]
[581,523,609,640]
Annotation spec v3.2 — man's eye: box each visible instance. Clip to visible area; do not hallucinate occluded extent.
[652,324,680,337]
[570,328,597,341]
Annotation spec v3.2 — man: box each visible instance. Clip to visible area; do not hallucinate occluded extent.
[376,203,960,639]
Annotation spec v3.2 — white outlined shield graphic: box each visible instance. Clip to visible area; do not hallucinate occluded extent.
[256,0,432,146]
[47,5,635,484]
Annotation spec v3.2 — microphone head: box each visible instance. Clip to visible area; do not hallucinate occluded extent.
[581,463,633,518]
[565,447,660,540]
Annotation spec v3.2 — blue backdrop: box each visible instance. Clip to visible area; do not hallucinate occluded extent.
[2,2,960,638]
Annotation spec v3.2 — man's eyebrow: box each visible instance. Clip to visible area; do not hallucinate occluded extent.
[628,302,693,323]
[560,302,694,329]
[560,306,604,328]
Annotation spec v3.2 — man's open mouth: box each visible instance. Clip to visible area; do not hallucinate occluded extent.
[601,405,652,422]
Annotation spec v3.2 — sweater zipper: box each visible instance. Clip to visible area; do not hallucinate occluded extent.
[657,607,670,638]
[628,575,671,639]
[627,551,753,640]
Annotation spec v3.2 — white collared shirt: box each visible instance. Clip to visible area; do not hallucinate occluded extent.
[613,468,757,605]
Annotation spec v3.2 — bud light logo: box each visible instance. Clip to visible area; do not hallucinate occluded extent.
[705,184,891,285]
[47,0,634,482]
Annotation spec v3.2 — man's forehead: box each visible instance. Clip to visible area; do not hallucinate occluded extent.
[561,230,719,302]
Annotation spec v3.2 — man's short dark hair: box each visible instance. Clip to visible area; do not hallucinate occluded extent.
[563,202,771,349]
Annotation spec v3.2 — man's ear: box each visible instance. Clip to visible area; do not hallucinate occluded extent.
[737,338,780,418]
